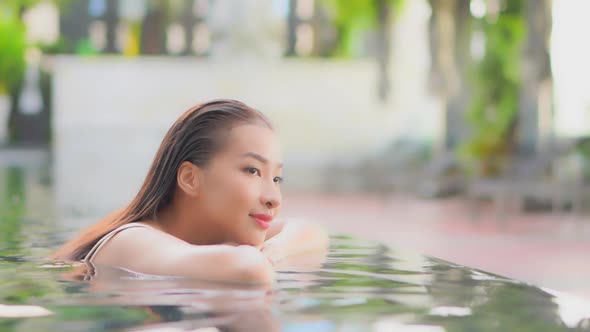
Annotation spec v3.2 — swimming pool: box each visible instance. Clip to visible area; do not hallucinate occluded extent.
[1,161,590,331]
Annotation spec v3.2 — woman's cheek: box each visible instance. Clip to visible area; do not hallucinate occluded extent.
[235,178,258,205]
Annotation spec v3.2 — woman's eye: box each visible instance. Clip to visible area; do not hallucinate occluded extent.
[274,176,284,184]
[245,167,260,176]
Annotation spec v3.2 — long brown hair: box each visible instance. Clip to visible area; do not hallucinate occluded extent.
[52,99,273,261]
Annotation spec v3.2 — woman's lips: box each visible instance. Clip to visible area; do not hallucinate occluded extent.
[250,214,273,230]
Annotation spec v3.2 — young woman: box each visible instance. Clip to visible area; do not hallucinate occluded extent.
[52,99,328,284]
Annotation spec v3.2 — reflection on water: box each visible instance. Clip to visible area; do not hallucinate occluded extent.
[2,165,590,331]
[3,237,590,331]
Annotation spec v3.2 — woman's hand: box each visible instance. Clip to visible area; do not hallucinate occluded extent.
[259,240,283,265]
[260,219,329,265]
[265,218,286,241]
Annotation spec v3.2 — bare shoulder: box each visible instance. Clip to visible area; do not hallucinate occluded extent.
[92,224,189,269]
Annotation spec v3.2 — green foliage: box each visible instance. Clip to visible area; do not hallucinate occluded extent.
[0,1,73,94]
[322,0,404,56]
[0,0,44,11]
[572,138,590,183]
[460,1,526,175]
[74,39,100,56]
[325,0,380,29]
[0,0,72,11]
[0,168,26,256]
[0,16,26,94]
[37,37,69,55]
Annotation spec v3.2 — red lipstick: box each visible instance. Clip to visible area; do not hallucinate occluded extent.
[250,214,273,230]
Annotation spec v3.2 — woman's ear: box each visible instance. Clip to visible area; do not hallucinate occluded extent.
[177,161,201,197]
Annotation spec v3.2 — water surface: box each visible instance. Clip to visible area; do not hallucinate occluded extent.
[1,162,589,331]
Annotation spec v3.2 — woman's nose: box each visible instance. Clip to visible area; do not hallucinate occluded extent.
[262,183,281,209]
[265,197,280,209]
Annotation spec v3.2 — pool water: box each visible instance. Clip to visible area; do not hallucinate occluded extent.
[1,164,590,331]
[2,233,590,331]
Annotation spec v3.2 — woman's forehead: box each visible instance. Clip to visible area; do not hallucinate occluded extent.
[223,124,282,161]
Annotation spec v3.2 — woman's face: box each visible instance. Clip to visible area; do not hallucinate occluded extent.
[198,124,283,247]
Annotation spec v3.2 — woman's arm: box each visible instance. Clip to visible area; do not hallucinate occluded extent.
[260,219,329,265]
[92,227,274,285]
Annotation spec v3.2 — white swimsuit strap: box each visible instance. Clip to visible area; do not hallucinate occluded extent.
[83,223,152,263]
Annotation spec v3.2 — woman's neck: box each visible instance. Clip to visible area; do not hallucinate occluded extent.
[152,195,228,246]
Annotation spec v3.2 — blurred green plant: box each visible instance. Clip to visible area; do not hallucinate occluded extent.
[573,137,590,184]
[74,38,100,56]
[0,168,26,257]
[37,36,69,55]
[0,16,26,95]
[322,0,404,101]
[0,1,73,95]
[459,0,526,176]
[322,0,403,56]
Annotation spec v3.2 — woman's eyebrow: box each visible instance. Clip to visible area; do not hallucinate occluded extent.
[240,152,283,168]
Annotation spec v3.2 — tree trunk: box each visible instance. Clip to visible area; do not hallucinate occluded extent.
[428,0,471,149]
[59,0,92,53]
[141,0,166,55]
[104,0,119,53]
[376,0,392,102]
[286,0,298,56]
[179,0,195,56]
[446,0,471,149]
[517,0,553,156]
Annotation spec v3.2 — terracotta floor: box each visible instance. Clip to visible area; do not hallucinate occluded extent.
[282,192,590,300]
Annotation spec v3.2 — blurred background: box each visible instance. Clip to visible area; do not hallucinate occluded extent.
[1,0,590,299]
